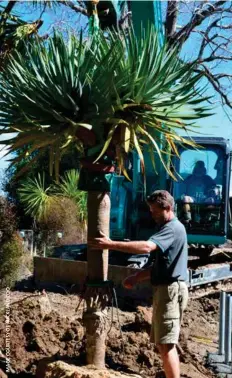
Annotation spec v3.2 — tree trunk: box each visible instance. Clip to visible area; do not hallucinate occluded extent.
[83,191,110,368]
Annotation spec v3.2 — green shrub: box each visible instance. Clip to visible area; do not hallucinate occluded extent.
[0,233,23,288]
[0,196,17,242]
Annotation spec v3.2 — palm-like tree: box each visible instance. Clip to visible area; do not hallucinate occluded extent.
[18,170,87,244]
[18,170,87,224]
[56,169,87,225]
[0,27,211,367]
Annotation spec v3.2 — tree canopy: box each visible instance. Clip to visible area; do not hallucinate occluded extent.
[0,26,211,181]
[1,1,230,111]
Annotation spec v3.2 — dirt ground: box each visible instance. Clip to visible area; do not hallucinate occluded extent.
[0,285,221,378]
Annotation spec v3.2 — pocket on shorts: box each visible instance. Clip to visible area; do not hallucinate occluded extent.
[179,283,188,320]
[154,284,179,321]
[163,319,174,333]
[167,283,178,301]
[164,284,179,320]
[157,319,180,344]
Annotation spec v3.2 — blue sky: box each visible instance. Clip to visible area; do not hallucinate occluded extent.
[0,1,231,190]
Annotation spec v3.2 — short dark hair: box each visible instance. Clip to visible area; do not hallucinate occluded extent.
[146,190,174,210]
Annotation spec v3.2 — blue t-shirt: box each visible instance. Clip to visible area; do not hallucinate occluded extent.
[148,218,188,285]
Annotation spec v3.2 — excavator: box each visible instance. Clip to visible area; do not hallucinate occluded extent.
[110,137,231,252]
[100,1,231,248]
[54,1,232,287]
[97,1,232,285]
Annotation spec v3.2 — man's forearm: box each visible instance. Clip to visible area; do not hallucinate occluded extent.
[88,232,157,254]
[109,240,154,254]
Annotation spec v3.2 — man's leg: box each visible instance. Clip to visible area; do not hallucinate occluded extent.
[157,343,180,378]
[152,283,188,377]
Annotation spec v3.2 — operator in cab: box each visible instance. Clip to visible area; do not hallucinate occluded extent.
[184,160,216,202]
[180,161,222,226]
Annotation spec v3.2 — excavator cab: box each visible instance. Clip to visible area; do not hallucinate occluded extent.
[110,137,231,250]
[171,137,231,246]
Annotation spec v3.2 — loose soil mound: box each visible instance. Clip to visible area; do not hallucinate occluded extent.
[0,289,219,377]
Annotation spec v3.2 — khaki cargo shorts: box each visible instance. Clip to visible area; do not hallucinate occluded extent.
[151,281,188,345]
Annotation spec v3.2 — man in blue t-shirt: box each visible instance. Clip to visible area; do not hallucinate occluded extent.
[88,190,188,378]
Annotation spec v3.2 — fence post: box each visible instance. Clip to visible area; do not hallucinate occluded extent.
[219,291,226,355]
[225,294,232,364]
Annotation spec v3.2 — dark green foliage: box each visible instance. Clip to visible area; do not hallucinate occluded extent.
[17,170,87,247]
[3,147,81,229]
[0,197,17,242]
[0,233,23,288]
[0,197,22,288]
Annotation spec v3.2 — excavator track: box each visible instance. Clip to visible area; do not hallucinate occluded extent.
[187,243,232,292]
[189,279,232,299]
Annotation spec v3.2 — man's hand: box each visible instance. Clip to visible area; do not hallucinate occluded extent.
[88,231,112,249]
[123,274,138,289]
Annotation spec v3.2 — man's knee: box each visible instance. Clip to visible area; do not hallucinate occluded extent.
[157,343,176,356]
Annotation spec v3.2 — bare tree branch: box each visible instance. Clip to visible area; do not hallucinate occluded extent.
[197,65,231,108]
[164,1,232,110]
[215,74,232,79]
[198,19,219,60]
[0,1,17,24]
[199,55,232,63]
[63,0,88,17]
[216,23,232,29]
[168,1,228,47]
